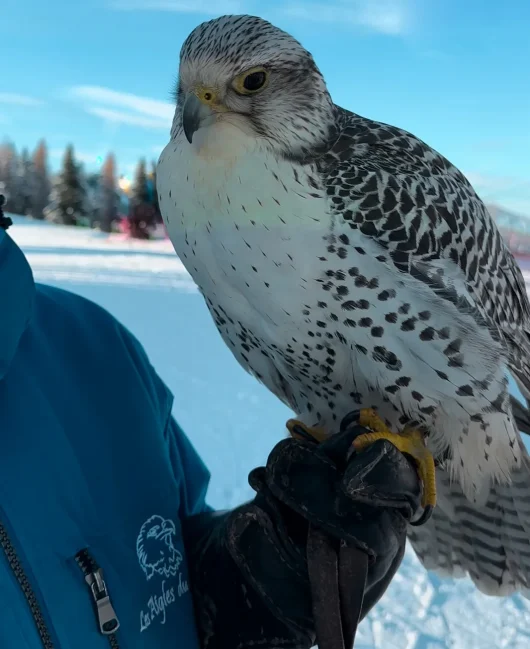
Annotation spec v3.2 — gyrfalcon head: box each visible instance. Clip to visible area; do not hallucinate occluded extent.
[172,15,336,160]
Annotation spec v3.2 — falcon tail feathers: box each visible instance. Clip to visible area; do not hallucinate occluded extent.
[408,446,530,597]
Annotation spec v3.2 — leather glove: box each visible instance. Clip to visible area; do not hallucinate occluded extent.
[183,413,422,649]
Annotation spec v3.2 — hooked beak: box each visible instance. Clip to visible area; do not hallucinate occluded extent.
[182,93,215,144]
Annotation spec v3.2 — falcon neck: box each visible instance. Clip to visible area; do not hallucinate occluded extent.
[182,142,329,231]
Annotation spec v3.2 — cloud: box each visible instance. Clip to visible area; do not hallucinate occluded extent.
[86,107,172,129]
[283,0,410,34]
[0,93,44,107]
[464,171,518,193]
[110,0,244,13]
[464,171,530,196]
[70,86,173,120]
[465,171,530,217]
[68,86,174,130]
[499,200,530,217]
[471,136,530,154]
[110,0,412,34]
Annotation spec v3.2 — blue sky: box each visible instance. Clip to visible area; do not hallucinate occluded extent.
[2,0,530,214]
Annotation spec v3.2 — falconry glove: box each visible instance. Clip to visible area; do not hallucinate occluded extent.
[183,413,422,649]
[0,195,13,231]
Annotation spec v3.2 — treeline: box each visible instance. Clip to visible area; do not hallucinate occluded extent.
[0,140,161,238]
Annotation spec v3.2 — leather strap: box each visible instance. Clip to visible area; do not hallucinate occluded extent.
[307,525,368,649]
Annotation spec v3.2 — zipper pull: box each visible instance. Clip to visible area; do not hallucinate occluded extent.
[85,568,120,635]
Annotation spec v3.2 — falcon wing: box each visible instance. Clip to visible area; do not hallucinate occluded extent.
[317,106,530,396]
[314,107,530,594]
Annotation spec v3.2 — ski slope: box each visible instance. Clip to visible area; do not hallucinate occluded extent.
[7,215,530,649]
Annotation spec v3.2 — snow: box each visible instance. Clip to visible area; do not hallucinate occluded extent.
[8,214,530,648]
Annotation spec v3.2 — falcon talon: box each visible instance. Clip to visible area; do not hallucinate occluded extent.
[286,419,327,444]
[410,504,434,527]
[353,409,437,517]
[339,410,362,433]
[292,424,317,443]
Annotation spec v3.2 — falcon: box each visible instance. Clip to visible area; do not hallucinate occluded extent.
[157,14,530,597]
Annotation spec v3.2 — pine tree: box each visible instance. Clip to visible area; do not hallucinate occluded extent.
[32,139,50,220]
[97,153,119,233]
[19,148,34,216]
[131,158,149,206]
[0,143,7,192]
[128,158,156,239]
[150,160,161,223]
[81,171,99,227]
[45,145,87,226]
[0,142,23,214]
[0,143,11,204]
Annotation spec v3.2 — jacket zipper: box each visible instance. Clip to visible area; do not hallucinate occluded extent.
[75,549,121,648]
[0,523,122,649]
[0,521,55,648]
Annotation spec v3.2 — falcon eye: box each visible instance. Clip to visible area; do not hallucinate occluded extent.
[243,71,266,91]
[232,67,269,95]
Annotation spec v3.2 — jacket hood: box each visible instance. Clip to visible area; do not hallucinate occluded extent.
[0,229,35,379]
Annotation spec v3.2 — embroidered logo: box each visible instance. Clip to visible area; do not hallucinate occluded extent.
[136,515,183,581]
[136,515,189,632]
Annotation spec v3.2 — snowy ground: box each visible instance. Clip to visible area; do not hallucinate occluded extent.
[7,215,530,649]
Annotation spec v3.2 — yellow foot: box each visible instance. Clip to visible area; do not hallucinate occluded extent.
[353,408,436,526]
[286,419,328,444]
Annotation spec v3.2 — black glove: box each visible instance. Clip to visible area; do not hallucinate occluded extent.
[0,194,13,231]
[183,414,422,649]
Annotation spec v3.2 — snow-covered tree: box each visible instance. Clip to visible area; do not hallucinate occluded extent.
[19,148,34,216]
[96,153,119,233]
[45,145,87,226]
[0,142,14,195]
[0,142,23,214]
[44,174,61,222]
[32,140,51,220]
[82,172,100,227]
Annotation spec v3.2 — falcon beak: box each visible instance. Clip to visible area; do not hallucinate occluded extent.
[182,90,218,144]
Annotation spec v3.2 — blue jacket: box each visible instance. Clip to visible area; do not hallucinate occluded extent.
[0,227,211,648]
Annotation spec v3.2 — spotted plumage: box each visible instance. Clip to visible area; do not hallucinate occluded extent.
[157,14,530,597]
